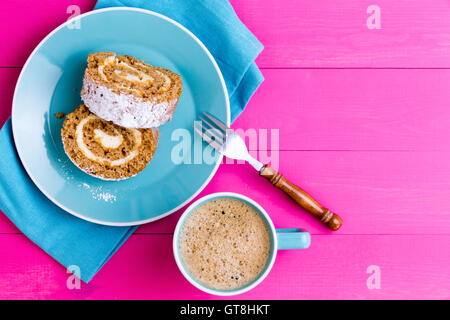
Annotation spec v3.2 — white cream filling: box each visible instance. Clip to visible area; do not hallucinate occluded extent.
[75,115,142,166]
[94,128,123,149]
[114,69,152,83]
[97,54,171,93]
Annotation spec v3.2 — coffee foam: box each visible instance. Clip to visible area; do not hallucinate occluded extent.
[179,198,271,291]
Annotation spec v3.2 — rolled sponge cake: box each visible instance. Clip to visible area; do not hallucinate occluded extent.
[61,105,159,180]
[81,52,182,128]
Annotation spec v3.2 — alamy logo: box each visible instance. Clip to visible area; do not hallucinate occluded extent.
[66,265,81,289]
[366,5,381,30]
[366,265,381,289]
[171,124,280,170]
[66,5,81,30]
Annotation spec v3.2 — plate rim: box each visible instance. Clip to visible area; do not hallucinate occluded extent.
[11,7,230,226]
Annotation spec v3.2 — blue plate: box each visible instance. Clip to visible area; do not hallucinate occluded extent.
[12,8,230,226]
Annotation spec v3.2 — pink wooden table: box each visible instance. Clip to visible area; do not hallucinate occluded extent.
[1,0,450,299]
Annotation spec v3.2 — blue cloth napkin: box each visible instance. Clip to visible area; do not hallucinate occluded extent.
[95,0,264,122]
[0,0,263,283]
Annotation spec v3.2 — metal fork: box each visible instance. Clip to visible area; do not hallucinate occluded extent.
[194,112,343,231]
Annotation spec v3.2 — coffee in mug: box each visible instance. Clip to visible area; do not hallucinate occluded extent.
[178,198,271,290]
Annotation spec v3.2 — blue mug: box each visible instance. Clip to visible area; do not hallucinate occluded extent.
[173,192,310,296]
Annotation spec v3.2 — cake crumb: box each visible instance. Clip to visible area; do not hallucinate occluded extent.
[55,112,65,119]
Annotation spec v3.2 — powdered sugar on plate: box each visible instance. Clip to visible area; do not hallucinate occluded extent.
[80,182,117,203]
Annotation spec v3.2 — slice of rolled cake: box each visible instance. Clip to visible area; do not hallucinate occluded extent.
[61,105,159,180]
[81,52,182,128]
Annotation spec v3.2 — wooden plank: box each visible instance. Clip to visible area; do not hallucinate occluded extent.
[234,68,450,151]
[1,1,450,67]
[0,234,448,299]
[230,0,450,67]
[3,149,450,235]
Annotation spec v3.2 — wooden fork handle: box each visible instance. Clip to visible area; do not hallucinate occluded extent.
[259,165,342,231]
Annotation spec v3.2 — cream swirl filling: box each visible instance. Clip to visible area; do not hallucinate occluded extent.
[76,115,142,166]
[97,55,171,92]
[94,129,123,149]
[97,56,172,94]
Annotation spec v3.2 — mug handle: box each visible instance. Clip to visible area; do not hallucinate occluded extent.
[276,228,310,250]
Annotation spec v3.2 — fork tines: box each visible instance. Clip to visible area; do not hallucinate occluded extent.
[193,112,229,151]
